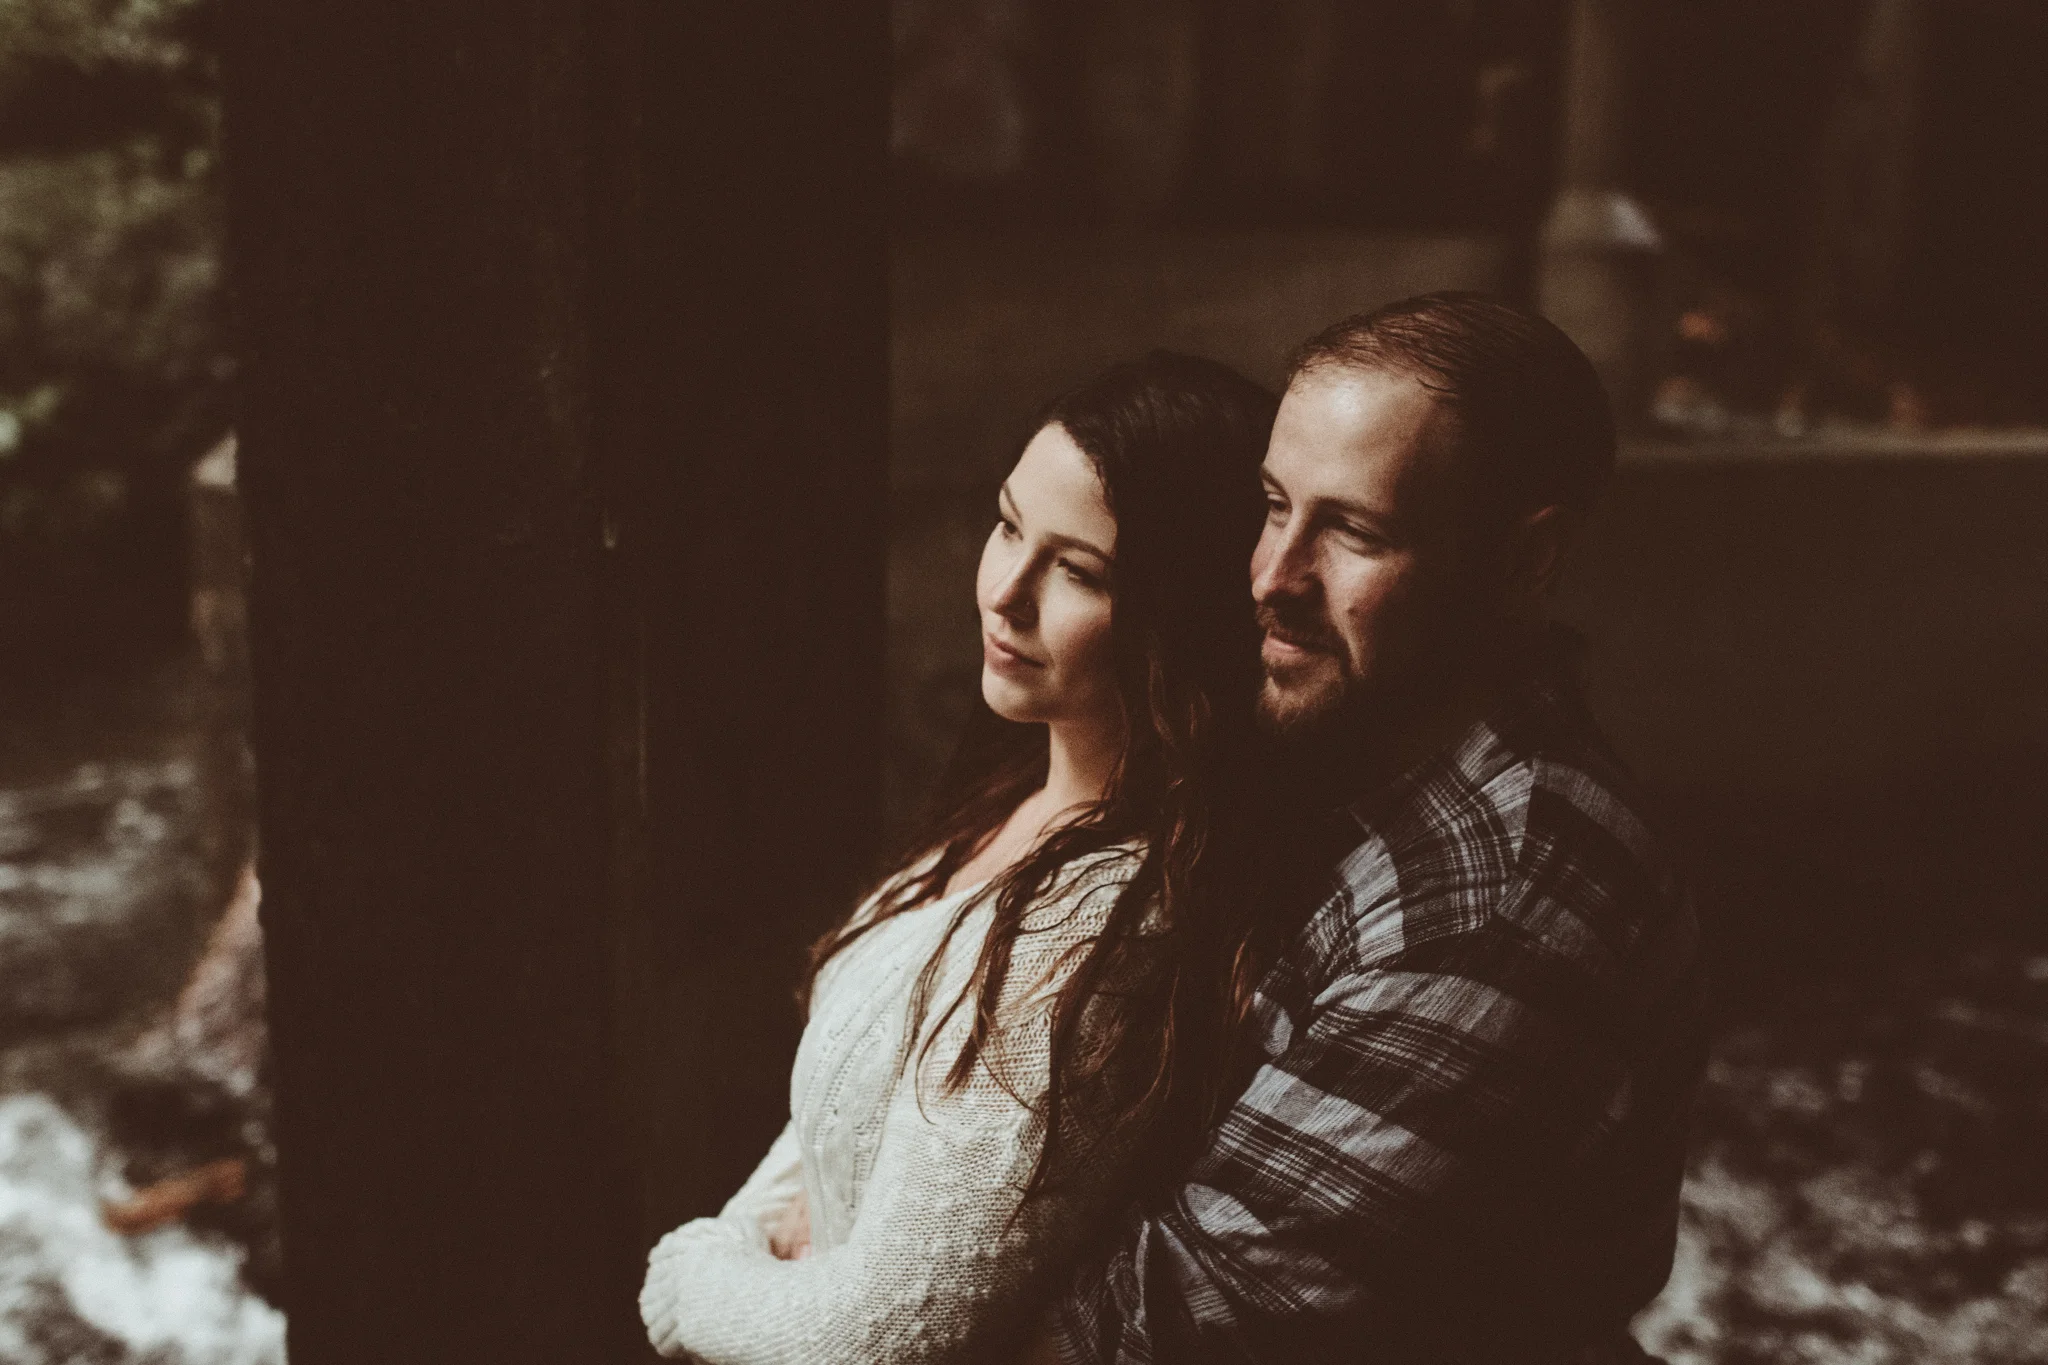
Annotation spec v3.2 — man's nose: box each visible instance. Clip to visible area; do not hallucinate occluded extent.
[1251,522,1315,606]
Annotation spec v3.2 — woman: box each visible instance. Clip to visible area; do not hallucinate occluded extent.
[640,352,1281,1363]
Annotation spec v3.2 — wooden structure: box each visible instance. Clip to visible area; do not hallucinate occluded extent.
[226,4,885,1361]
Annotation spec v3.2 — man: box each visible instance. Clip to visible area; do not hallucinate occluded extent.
[1042,292,1704,1363]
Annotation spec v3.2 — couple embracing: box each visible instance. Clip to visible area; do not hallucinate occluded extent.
[640,292,1704,1365]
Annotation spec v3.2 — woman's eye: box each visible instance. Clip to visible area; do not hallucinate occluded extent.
[1059,561,1101,589]
[996,516,1019,539]
[1263,497,1287,522]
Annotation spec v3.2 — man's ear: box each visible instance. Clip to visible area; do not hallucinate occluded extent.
[1505,503,1576,618]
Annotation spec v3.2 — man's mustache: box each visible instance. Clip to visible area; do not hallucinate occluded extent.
[1256,603,1345,658]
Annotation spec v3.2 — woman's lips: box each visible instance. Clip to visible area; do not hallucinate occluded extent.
[983,633,1044,674]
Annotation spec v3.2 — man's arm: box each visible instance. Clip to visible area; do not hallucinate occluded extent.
[1049,914,1638,1363]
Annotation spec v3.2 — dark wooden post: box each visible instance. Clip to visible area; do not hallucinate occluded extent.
[620,0,889,1245]
[226,2,885,1361]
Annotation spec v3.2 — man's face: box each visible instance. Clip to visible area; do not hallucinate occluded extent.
[1251,365,1474,740]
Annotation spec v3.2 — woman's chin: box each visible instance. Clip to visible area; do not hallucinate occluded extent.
[981,670,1046,723]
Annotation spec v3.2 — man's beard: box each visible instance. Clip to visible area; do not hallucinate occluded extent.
[1253,596,1471,759]
[1254,602,1371,746]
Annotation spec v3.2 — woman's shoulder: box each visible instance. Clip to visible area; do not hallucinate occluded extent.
[977,841,1153,1038]
[849,838,1146,942]
[1056,837,1146,888]
[1020,838,1147,929]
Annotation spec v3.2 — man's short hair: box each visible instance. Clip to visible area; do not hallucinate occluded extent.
[1287,291,1617,527]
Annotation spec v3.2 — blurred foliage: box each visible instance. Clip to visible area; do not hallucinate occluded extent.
[0,0,223,575]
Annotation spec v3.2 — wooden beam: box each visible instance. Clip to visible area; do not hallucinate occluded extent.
[227,0,886,1359]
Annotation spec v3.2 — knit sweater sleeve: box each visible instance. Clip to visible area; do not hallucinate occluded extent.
[710,1121,805,1256]
[639,854,1140,1365]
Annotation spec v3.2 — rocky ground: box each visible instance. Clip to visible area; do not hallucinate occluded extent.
[1639,941,2048,1364]
[0,658,279,1365]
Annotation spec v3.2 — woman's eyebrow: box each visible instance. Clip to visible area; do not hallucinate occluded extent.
[1043,531,1112,563]
[1000,483,1113,562]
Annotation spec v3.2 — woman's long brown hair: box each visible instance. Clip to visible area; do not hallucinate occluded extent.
[804,351,1286,1205]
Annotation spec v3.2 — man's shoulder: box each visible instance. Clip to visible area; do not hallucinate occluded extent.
[1311,674,1683,984]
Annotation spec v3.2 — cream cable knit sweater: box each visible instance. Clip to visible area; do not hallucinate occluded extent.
[640,848,1143,1364]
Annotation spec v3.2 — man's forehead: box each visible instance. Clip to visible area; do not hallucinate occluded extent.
[1266,365,1455,501]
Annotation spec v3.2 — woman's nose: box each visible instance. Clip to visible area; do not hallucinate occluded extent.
[990,560,1037,626]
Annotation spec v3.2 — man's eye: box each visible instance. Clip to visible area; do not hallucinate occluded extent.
[996,516,1019,538]
[1263,497,1287,522]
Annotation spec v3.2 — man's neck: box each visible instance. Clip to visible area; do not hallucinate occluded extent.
[1294,641,1537,811]
[1338,684,1493,808]
[1372,668,1498,790]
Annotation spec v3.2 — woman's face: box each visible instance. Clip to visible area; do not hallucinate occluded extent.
[976,423,1119,729]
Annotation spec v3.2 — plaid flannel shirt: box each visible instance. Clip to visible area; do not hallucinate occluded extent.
[1051,659,1705,1364]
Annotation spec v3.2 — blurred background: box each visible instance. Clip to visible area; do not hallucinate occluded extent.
[0,0,2043,1361]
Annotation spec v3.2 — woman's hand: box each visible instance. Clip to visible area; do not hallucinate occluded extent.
[642,1218,745,1355]
[769,1191,811,1260]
